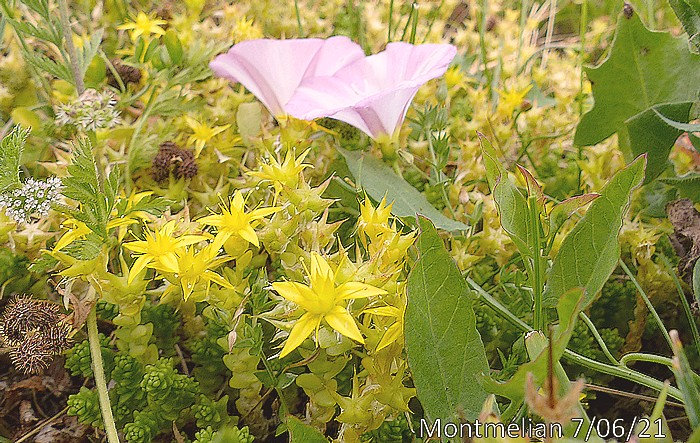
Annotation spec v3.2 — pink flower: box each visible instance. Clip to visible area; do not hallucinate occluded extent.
[285,42,457,139]
[210,37,365,117]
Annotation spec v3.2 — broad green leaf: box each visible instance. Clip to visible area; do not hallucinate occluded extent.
[286,416,328,443]
[626,102,693,181]
[480,288,584,420]
[660,173,700,203]
[669,0,700,51]
[548,193,600,239]
[0,126,29,192]
[340,149,468,232]
[480,134,532,256]
[653,107,700,132]
[405,217,489,423]
[544,156,646,308]
[575,10,700,146]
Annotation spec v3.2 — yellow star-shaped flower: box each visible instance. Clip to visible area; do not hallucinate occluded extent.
[124,220,206,283]
[272,253,386,357]
[185,116,231,157]
[117,12,166,41]
[198,191,279,251]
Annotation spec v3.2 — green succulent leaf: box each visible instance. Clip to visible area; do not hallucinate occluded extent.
[544,155,646,308]
[340,148,468,232]
[0,125,29,192]
[575,8,700,178]
[405,217,490,422]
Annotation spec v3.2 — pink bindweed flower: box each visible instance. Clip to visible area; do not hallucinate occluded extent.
[285,42,457,139]
[209,37,365,117]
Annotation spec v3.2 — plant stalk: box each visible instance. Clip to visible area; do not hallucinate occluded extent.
[528,195,543,330]
[57,0,85,94]
[87,306,120,443]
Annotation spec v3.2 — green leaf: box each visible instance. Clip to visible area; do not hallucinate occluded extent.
[480,288,584,420]
[405,217,490,422]
[0,126,29,192]
[479,134,532,256]
[670,331,700,427]
[340,149,468,232]
[61,138,116,239]
[575,9,700,146]
[286,416,328,443]
[660,173,700,203]
[653,107,700,132]
[625,101,693,181]
[548,193,600,239]
[669,0,700,52]
[544,155,646,308]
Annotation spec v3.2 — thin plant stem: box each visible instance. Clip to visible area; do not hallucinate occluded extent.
[477,0,492,92]
[576,0,587,191]
[409,2,419,44]
[580,312,619,365]
[660,254,700,356]
[388,0,394,42]
[57,0,85,94]
[400,3,417,41]
[516,0,528,71]
[294,0,303,36]
[619,259,673,350]
[528,195,543,330]
[620,352,674,368]
[466,277,684,402]
[541,0,557,69]
[421,0,444,43]
[87,306,120,443]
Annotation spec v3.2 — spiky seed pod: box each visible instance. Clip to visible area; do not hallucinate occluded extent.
[107,59,142,89]
[42,321,74,353]
[0,295,62,345]
[9,331,54,374]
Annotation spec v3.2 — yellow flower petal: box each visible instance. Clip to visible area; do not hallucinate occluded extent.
[203,270,234,289]
[280,312,319,358]
[337,281,386,300]
[271,281,317,312]
[309,253,333,280]
[324,306,364,343]
[238,224,259,247]
[128,254,152,284]
[376,323,402,351]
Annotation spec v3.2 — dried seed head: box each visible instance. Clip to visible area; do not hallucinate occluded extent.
[152,142,198,181]
[0,295,62,345]
[107,59,142,89]
[43,321,74,352]
[9,332,54,374]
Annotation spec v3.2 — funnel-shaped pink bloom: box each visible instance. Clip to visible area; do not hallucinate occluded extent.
[286,42,456,138]
[210,37,365,117]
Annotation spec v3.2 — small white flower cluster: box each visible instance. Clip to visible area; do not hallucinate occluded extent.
[55,89,121,131]
[0,176,62,223]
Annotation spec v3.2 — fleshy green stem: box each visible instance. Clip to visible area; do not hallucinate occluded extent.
[87,306,120,443]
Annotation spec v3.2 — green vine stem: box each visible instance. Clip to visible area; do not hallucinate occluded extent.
[87,306,120,443]
[466,277,685,402]
[528,195,544,330]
